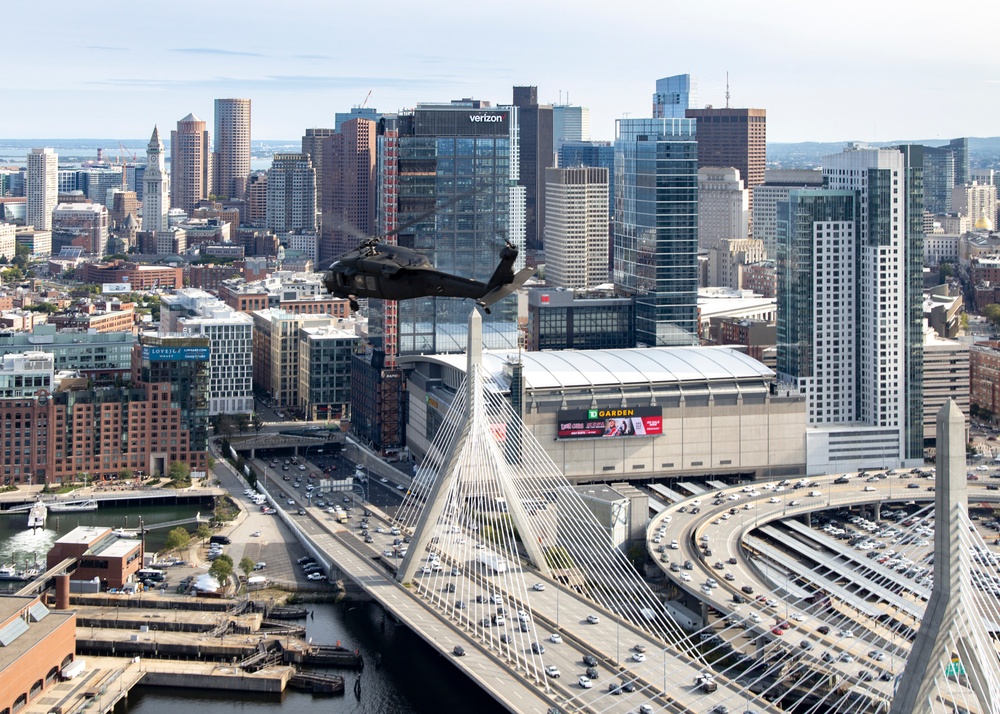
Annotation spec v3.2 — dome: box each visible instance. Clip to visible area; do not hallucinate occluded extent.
[975,210,994,231]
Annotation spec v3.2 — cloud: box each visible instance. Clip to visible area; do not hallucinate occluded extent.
[171,48,266,58]
[86,74,449,92]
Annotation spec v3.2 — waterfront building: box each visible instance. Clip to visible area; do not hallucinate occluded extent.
[543,166,609,290]
[47,527,143,589]
[0,325,135,383]
[614,116,699,347]
[698,166,749,248]
[685,106,767,221]
[142,127,169,233]
[266,153,317,233]
[513,86,554,259]
[171,113,212,215]
[27,148,58,231]
[213,98,252,200]
[298,322,358,420]
[135,333,211,454]
[160,289,253,416]
[51,203,108,256]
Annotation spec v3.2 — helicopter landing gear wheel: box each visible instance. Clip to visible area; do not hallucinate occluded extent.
[349,298,360,312]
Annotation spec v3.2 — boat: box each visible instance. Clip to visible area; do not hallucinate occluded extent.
[27,501,47,530]
[48,499,98,513]
[0,565,24,581]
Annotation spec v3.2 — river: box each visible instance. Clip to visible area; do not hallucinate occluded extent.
[0,500,507,714]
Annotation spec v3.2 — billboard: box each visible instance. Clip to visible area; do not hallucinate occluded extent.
[142,346,210,361]
[557,406,663,440]
[103,283,131,294]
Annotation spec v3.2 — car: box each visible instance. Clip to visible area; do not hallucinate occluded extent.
[631,652,646,662]
[728,556,738,565]
[680,573,692,581]
[532,582,546,591]
[582,654,598,667]
[742,585,754,594]
[864,485,877,492]
[640,706,654,714]
[799,640,814,650]
[548,632,563,644]
[817,625,830,635]
[869,650,886,661]
[587,614,600,624]
[771,627,785,636]
[253,562,266,570]
[453,645,465,657]
[724,572,736,581]
[822,652,835,662]
[380,477,388,483]
[545,665,561,678]
[455,600,467,609]
[839,652,854,663]
[585,666,599,679]
[620,679,637,692]
[500,633,511,644]
[839,629,855,638]
[634,643,647,653]
[297,508,307,515]
[531,642,545,654]
[711,707,729,714]
[608,683,623,695]
[578,676,593,689]
[791,613,805,622]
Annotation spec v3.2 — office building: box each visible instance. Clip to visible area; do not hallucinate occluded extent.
[51,203,108,256]
[953,181,997,229]
[558,141,614,215]
[753,169,825,261]
[77,168,124,208]
[251,308,342,409]
[14,227,51,258]
[266,153,317,233]
[543,166,609,290]
[553,104,590,153]
[135,333,211,454]
[685,107,767,220]
[298,322,358,421]
[707,238,766,290]
[171,113,212,214]
[213,98,251,199]
[142,126,169,233]
[652,74,696,119]
[923,326,968,444]
[48,527,143,590]
[302,127,335,228]
[614,117,699,347]
[27,148,57,231]
[922,145,955,214]
[697,167,749,248]
[0,222,14,261]
[160,289,253,415]
[950,137,970,187]
[513,86,554,258]
[971,341,1000,424]
[323,118,376,264]
[335,107,381,131]
[525,288,634,351]
[246,172,268,226]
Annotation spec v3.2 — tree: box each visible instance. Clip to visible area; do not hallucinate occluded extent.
[118,468,134,481]
[213,414,237,440]
[163,527,191,552]
[236,414,250,435]
[984,304,1000,327]
[251,413,264,436]
[239,556,255,580]
[195,523,212,541]
[168,461,191,483]
[209,554,234,584]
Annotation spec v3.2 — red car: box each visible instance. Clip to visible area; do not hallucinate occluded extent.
[771,627,785,636]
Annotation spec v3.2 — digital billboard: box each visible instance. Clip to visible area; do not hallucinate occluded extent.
[142,346,210,361]
[556,406,663,440]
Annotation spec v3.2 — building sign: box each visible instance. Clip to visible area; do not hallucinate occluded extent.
[103,283,131,294]
[142,346,210,361]
[556,406,663,440]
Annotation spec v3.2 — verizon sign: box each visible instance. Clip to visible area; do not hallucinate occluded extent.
[470,114,504,123]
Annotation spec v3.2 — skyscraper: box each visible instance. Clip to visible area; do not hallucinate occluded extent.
[652,74,696,119]
[323,118,376,266]
[266,153,317,233]
[614,117,699,347]
[949,137,970,187]
[553,104,590,153]
[171,113,211,214]
[142,126,169,233]
[513,86,554,261]
[778,144,922,469]
[543,166,609,290]
[302,127,335,232]
[26,148,57,231]
[685,106,766,224]
[213,98,251,200]
[922,145,955,214]
[752,169,824,258]
[697,167,748,249]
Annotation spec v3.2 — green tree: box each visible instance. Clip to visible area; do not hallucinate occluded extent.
[209,554,234,584]
[213,414,237,440]
[239,556,255,580]
[236,414,250,435]
[961,312,970,331]
[195,523,212,542]
[985,304,1000,327]
[168,461,191,483]
[163,527,191,552]
[118,468,134,481]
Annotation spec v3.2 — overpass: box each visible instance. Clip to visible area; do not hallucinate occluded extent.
[227,430,345,459]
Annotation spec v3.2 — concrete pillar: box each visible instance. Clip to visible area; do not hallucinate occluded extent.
[55,574,70,610]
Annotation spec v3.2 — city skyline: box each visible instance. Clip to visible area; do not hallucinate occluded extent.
[7,0,994,143]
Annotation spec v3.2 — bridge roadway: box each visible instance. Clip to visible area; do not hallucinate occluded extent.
[245,470,781,713]
[651,473,1000,707]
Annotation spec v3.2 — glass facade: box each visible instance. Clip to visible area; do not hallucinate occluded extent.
[614,118,699,347]
[528,301,635,351]
[382,105,524,355]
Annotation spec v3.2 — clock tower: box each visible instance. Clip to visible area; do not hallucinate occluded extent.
[142,125,170,233]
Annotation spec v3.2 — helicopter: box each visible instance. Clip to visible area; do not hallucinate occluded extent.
[322,194,535,312]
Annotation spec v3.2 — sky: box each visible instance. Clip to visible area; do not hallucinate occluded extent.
[7,0,999,144]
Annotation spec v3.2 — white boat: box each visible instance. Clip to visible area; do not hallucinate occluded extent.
[0,565,22,580]
[48,499,98,513]
[27,501,47,529]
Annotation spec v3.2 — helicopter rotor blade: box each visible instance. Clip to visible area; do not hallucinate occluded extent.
[326,213,372,244]
[385,188,479,239]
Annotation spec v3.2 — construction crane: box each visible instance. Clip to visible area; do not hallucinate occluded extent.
[361,90,372,109]
[119,142,138,165]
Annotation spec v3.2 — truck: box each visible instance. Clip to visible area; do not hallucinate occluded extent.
[478,550,508,574]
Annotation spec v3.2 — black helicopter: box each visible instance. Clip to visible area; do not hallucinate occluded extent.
[322,195,534,312]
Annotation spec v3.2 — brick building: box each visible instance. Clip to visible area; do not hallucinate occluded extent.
[78,260,183,290]
[970,340,1000,421]
[0,594,76,714]
[47,526,144,590]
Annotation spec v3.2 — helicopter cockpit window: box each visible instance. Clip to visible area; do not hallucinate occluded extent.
[354,275,366,289]
[366,276,377,290]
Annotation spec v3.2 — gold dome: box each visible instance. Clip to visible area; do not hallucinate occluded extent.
[975,210,994,231]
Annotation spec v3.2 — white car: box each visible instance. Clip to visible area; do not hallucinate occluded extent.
[587,614,600,624]
[578,676,593,689]
[549,633,563,644]
[250,531,261,537]
[791,613,805,622]
[769,496,780,503]
[532,582,546,591]
[545,665,561,678]
[631,652,646,662]
[679,572,692,582]
[839,629,855,638]
[669,540,679,550]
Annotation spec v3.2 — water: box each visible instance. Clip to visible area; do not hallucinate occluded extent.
[125,601,508,714]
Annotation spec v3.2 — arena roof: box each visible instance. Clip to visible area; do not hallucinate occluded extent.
[402,346,774,391]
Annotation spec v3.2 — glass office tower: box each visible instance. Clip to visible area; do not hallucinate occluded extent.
[613,118,699,347]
